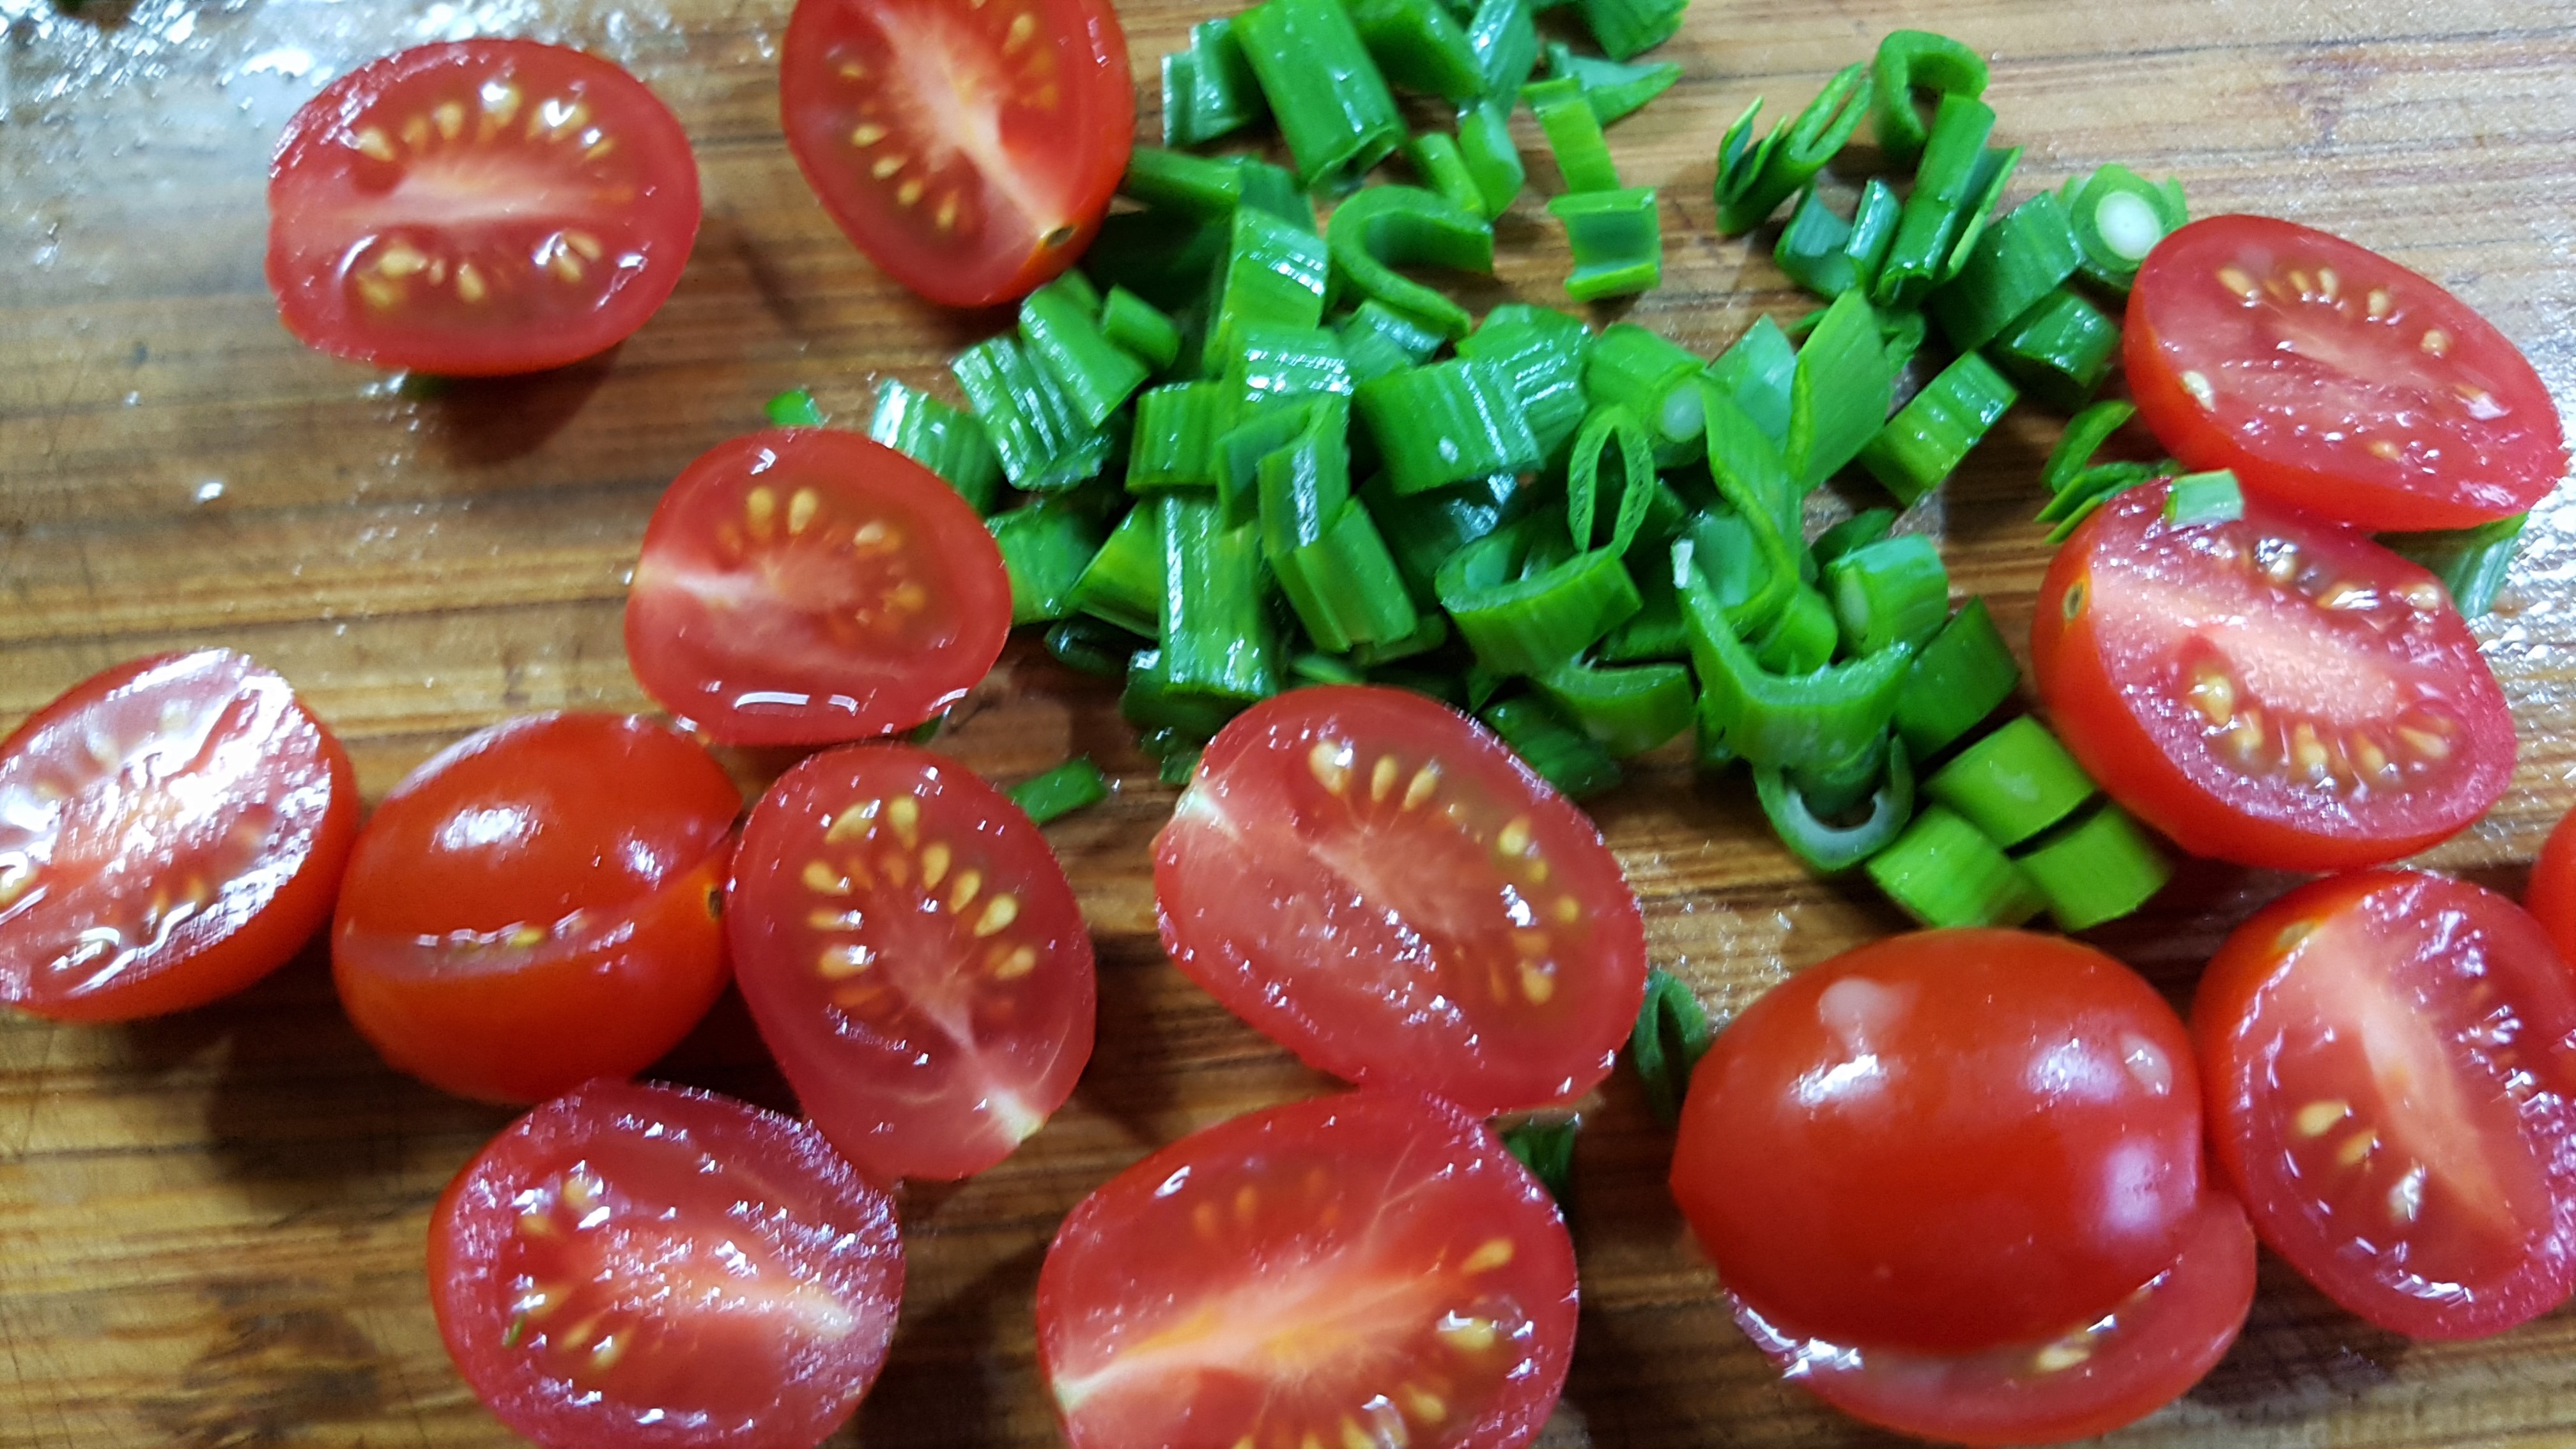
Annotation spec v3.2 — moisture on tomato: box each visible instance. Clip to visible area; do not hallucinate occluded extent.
[2034,477,2513,873]
[780,0,1132,308]
[1153,686,1650,1117]
[1669,929,2206,1356]
[0,650,358,1022]
[2126,214,2566,532]
[267,40,702,376]
[727,743,1095,1183]
[332,713,739,1104]
[431,1078,905,1449]
[1037,1090,1578,1449]
[625,429,1012,746]
[2195,870,2576,1340]
[2526,805,2576,967]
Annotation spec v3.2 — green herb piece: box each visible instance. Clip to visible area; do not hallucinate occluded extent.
[1856,350,2019,506]
[1631,968,1713,1128]
[1891,597,2017,760]
[1549,185,1663,300]
[2380,513,2530,619]
[1235,0,1407,188]
[1865,804,2048,928]
[1162,17,1267,147]
[1008,758,1113,824]
[1869,29,1987,169]
[1925,715,2097,848]
[868,379,1003,514]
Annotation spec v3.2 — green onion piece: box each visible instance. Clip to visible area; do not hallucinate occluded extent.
[1866,804,2047,928]
[1022,278,1150,430]
[1941,146,2022,284]
[1786,289,1899,491]
[1045,617,1147,677]
[1879,307,1931,373]
[1630,968,1713,1128]
[2164,470,2244,526]
[1255,397,1354,556]
[1127,383,1229,491]
[1086,207,1230,313]
[2016,801,2174,931]
[1325,184,1495,341]
[1525,77,1621,192]
[1123,145,1246,216]
[1351,611,1452,666]
[1070,502,1168,637]
[1440,526,1644,677]
[1347,0,1486,100]
[1989,287,2122,411]
[1869,29,1987,169]
[905,713,948,746]
[1162,17,1267,147]
[868,379,1003,514]
[1706,314,1797,448]
[1226,323,1354,408]
[1715,63,1868,236]
[1573,0,1686,62]
[2040,462,2166,538]
[1584,323,1702,440]
[1162,494,1281,701]
[1696,387,1804,622]
[1467,0,1538,98]
[1124,650,1251,741]
[1275,501,1423,653]
[2063,164,2189,293]
[1682,574,1913,771]
[1926,715,2097,848]
[1750,581,1839,675]
[1892,597,2017,759]
[1366,472,1513,599]
[1545,40,1679,125]
[1498,1118,1579,1200]
[1207,206,1332,371]
[1235,0,1406,189]
[1482,694,1624,797]
[1775,187,1857,299]
[1233,158,1320,233]
[1007,758,1113,825]
[1292,652,1371,686]
[1357,359,1543,494]
[1601,571,1686,662]
[952,335,1113,491]
[1826,533,1950,656]
[2380,513,2529,620]
[1810,507,1897,566]
[1927,191,2081,353]
[1219,395,1338,526]
[1678,509,1786,639]
[1456,99,1527,219]
[1457,304,1596,464]
[1342,298,1453,366]
[765,388,826,427]
[1404,130,1490,217]
[1568,404,1658,555]
[1035,264,1103,317]
[1099,287,1184,373]
[1754,737,1915,874]
[1536,657,1693,756]
[2043,399,2138,493]
[1870,93,1999,308]
[1549,186,1663,300]
[987,497,1102,624]
[1856,350,2018,506]
[1843,178,1902,294]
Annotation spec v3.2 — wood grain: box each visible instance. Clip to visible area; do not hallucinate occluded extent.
[8,0,2576,1444]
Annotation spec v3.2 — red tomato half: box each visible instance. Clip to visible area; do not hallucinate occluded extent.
[431,1078,905,1449]
[1670,930,2205,1355]
[2127,215,2566,532]
[2194,870,2576,1339]
[727,744,1095,1182]
[2035,478,2513,872]
[1153,686,1649,1116]
[780,0,1132,308]
[626,429,1012,746]
[1037,1091,1578,1449]
[2526,806,2576,965]
[333,714,739,1103]
[0,650,356,1022]
[1731,1192,2257,1447]
[268,40,701,376]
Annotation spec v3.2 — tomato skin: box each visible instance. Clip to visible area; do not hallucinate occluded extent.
[1153,685,1649,1117]
[0,650,358,1022]
[727,743,1095,1182]
[430,1078,905,1449]
[2194,870,2576,1340]
[1037,1090,1578,1449]
[780,0,1132,308]
[626,429,1012,747]
[268,40,701,376]
[2033,479,2514,872]
[332,713,739,1104]
[2527,807,2576,965]
[2126,215,2565,532]
[1669,929,2205,1356]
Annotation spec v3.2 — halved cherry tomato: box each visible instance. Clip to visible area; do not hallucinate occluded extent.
[727,743,1094,1182]
[2194,870,2576,1340]
[1153,686,1649,1116]
[1669,930,2205,1355]
[626,429,1012,746]
[2035,477,2513,872]
[1037,1090,1578,1449]
[1731,1193,2257,1447]
[268,40,701,376]
[2525,806,2576,965]
[0,650,357,1022]
[332,714,739,1103]
[431,1077,905,1449]
[779,0,1132,308]
[2126,214,2565,532]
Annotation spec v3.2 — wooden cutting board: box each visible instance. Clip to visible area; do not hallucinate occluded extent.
[8,0,2576,1443]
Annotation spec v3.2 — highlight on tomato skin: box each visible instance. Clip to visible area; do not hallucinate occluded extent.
[0,649,360,1023]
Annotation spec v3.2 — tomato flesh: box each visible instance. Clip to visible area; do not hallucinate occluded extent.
[332,714,739,1104]
[1732,1192,2257,1447]
[268,40,701,376]
[2126,214,2565,531]
[2034,477,2513,872]
[2195,870,2576,1339]
[2526,806,2576,967]
[780,0,1131,308]
[1153,686,1649,1116]
[626,429,1012,746]
[0,650,357,1022]
[1037,1091,1578,1449]
[1669,929,2205,1355]
[431,1078,904,1448]
[727,743,1094,1182]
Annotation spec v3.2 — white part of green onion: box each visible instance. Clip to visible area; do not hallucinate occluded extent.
[2096,190,2165,261]
[1657,381,1706,443]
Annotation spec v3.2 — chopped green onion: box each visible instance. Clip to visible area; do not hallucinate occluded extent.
[1226,323,1354,408]
[1127,382,1230,491]
[1207,207,1332,371]
[1544,42,1679,125]
[1440,523,1644,676]
[1892,597,2017,759]
[1456,99,1527,218]
[1236,158,1320,233]
[1525,77,1621,192]
[868,378,1003,514]
[988,496,1102,624]
[2016,801,2173,931]
[1869,29,1987,169]
[1842,178,1902,295]
[1715,63,1868,235]
[1856,350,2018,506]
[1346,0,1486,100]
[1467,0,1538,98]
[1775,187,1857,298]
[1161,494,1281,700]
[2380,513,2529,619]
[1925,715,2096,848]
[1583,323,1702,444]
[1365,471,1513,599]
[2062,164,2188,293]
[1403,130,1489,217]
[1785,289,1899,491]
[1086,206,1230,313]
[1235,0,1407,189]
[1034,264,1102,318]
[1325,184,1495,341]
[1123,145,1246,216]
[1045,617,1148,677]
[1342,298,1452,367]
[1022,277,1150,430]
[1071,501,1167,637]
[1457,304,1596,464]
[2042,399,2138,494]
[1870,93,2000,308]
[1254,397,1353,556]
[1221,395,1340,526]
[1750,581,1839,676]
[1351,611,1452,666]
[1549,185,1663,300]
[1007,758,1113,824]
[1601,572,1687,662]
[1099,287,1184,373]
[952,334,1113,491]
[1498,1118,1579,1200]
[1568,404,1658,555]
[1696,388,1804,622]
[1826,533,1950,656]
[1866,804,2047,928]
[2163,470,2244,526]
[905,713,948,746]
[1162,17,1267,147]
[1754,737,1915,874]
[1927,190,2081,353]
[2042,462,2166,542]
[1292,652,1371,686]
[1274,501,1423,652]
[1630,967,1713,1128]
[1124,650,1252,741]
[1482,694,1624,797]
[1810,507,1897,566]
[1683,574,1912,772]
[766,388,826,427]
[1706,314,1796,448]
[1536,658,1693,756]
[1356,358,1543,494]
[1988,286,2120,411]
[1573,0,1686,62]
